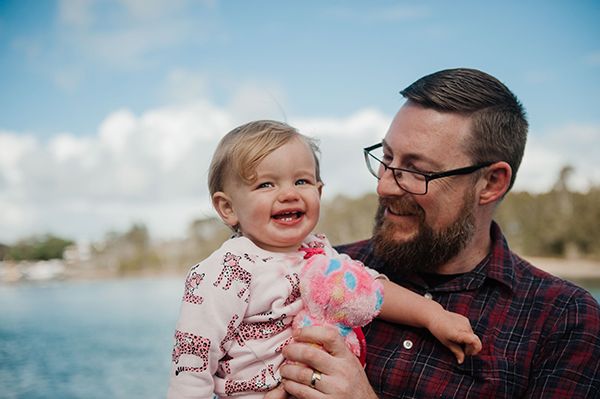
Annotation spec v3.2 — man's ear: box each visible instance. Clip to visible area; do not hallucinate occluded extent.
[212,191,238,228]
[478,162,512,205]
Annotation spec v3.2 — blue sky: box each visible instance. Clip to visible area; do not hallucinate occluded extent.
[0,0,599,243]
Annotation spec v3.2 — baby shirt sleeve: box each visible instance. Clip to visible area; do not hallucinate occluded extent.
[167,248,252,399]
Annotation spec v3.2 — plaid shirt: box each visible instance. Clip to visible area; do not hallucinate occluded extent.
[337,222,600,399]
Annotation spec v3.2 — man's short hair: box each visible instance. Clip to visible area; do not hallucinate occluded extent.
[400,68,528,192]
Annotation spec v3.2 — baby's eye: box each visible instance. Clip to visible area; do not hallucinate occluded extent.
[257,182,274,189]
[295,178,312,186]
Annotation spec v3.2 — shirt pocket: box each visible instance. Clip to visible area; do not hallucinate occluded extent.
[435,355,517,398]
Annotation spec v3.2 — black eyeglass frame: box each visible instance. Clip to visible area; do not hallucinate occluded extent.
[363,143,495,195]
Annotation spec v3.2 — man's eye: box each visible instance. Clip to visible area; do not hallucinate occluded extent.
[406,164,429,174]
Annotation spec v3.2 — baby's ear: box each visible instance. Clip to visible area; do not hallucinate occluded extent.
[212,192,238,228]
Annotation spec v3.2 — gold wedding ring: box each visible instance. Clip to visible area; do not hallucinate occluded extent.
[310,370,322,388]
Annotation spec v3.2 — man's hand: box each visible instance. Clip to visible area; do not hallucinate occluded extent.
[264,383,289,399]
[427,310,482,364]
[273,326,378,399]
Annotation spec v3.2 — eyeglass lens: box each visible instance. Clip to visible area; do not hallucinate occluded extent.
[364,146,428,195]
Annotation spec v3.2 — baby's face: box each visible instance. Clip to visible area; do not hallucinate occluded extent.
[224,138,322,253]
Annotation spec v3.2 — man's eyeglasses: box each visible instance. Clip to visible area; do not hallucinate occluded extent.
[363,143,494,195]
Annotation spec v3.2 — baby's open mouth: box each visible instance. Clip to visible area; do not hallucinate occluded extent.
[272,211,303,222]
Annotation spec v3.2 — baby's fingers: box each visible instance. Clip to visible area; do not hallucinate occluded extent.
[460,332,482,356]
[446,341,466,364]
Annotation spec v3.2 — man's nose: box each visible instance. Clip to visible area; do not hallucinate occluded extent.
[376,169,407,198]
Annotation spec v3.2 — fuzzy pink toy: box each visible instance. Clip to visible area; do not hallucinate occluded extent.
[292,254,384,358]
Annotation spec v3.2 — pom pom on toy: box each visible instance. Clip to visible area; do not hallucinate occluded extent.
[292,254,384,357]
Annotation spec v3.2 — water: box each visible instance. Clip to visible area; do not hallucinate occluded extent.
[0,278,183,399]
[1,278,599,399]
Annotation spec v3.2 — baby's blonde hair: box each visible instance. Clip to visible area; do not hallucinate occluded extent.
[208,120,321,197]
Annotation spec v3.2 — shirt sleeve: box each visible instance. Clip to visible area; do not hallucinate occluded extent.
[525,291,600,398]
[167,249,251,399]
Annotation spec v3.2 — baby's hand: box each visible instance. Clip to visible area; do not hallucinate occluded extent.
[427,310,482,364]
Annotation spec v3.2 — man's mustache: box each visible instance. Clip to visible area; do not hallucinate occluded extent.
[378,197,425,220]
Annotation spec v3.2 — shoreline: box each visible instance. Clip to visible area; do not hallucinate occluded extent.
[526,256,600,287]
[3,257,600,288]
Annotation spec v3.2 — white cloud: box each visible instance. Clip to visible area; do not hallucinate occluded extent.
[294,109,390,199]
[1,100,598,244]
[515,123,600,192]
[0,132,37,186]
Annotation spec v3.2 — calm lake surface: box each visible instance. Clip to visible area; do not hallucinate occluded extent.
[1,277,599,399]
[0,278,182,399]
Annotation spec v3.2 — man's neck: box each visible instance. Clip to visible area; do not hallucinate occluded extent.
[436,222,492,275]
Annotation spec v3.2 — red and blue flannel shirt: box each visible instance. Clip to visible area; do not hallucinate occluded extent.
[337,222,600,398]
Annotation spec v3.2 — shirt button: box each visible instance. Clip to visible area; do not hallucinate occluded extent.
[403,340,413,350]
[424,292,433,300]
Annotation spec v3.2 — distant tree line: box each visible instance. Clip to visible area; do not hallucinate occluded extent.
[495,185,600,259]
[2,167,598,271]
[317,175,600,261]
[0,234,73,261]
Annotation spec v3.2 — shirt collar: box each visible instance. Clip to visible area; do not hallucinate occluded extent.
[437,221,515,292]
[478,221,516,291]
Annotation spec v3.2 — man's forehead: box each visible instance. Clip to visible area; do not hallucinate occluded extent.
[381,139,441,167]
[382,122,471,167]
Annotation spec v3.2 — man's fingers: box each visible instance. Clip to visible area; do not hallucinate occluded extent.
[281,378,321,399]
[280,364,324,389]
[282,341,334,374]
[263,383,289,399]
[292,326,350,358]
[280,363,329,397]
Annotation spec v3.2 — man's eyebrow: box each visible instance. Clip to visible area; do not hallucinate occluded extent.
[381,139,442,170]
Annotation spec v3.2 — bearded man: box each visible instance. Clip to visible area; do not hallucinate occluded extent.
[270,68,600,399]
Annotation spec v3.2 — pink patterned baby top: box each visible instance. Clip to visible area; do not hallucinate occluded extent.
[168,233,366,399]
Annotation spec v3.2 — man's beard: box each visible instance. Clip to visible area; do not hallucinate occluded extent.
[372,190,476,282]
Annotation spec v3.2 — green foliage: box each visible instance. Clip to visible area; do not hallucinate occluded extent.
[181,217,231,268]
[317,193,379,245]
[0,243,8,260]
[496,185,600,259]
[4,234,74,261]
[94,223,159,274]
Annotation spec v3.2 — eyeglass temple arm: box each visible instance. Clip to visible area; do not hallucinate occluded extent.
[426,162,495,180]
[363,143,383,152]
